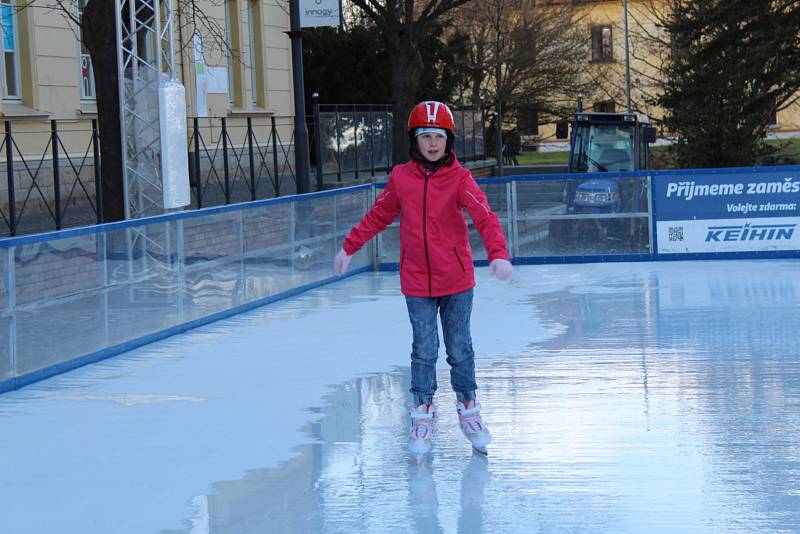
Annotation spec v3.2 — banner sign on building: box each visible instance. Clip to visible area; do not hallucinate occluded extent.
[654,170,800,254]
[299,0,341,28]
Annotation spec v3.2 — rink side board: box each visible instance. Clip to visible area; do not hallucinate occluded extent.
[652,168,800,255]
[5,167,800,394]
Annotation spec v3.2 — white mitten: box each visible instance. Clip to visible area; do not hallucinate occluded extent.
[489,258,513,281]
[334,248,353,275]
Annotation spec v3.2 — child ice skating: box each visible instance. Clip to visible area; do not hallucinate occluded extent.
[333,101,512,455]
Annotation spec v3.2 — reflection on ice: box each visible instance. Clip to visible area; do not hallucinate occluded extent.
[2,261,800,533]
[180,368,495,534]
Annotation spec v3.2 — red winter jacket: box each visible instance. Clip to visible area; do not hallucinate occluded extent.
[342,157,509,297]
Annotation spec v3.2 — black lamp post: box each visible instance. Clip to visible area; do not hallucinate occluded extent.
[288,0,311,194]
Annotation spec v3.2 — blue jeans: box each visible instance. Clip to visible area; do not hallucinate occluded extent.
[405,289,477,406]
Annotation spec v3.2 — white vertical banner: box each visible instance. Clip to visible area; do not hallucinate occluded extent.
[159,80,191,209]
[299,0,341,28]
[192,34,208,118]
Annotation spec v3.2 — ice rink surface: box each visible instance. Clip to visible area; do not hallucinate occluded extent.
[2,260,800,533]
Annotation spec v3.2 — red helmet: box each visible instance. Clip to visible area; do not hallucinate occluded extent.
[407,101,456,134]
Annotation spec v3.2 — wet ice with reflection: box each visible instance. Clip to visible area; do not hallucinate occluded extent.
[2,260,800,533]
[179,260,800,533]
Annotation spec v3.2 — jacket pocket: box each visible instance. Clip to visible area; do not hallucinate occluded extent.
[453,247,465,272]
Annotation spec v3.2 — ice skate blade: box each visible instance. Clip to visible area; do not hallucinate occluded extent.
[472,445,488,456]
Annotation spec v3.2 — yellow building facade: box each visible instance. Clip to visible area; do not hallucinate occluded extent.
[0,0,296,231]
[537,0,800,144]
[0,0,293,126]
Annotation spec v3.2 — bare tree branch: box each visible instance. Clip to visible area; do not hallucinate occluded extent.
[450,0,590,131]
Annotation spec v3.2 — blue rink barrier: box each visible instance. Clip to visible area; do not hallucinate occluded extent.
[374,164,800,267]
[2,165,800,392]
[0,186,374,393]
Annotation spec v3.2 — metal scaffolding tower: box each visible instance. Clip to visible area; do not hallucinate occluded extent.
[116,0,175,219]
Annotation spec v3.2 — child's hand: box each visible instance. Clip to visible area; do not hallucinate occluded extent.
[490,259,512,281]
[334,248,353,275]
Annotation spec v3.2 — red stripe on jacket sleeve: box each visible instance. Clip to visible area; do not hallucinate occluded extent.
[342,178,401,256]
[459,173,509,261]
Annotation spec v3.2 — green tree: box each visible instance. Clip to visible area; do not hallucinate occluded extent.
[658,1,800,168]
[303,25,392,106]
[346,0,474,164]
[303,20,470,115]
[415,22,470,104]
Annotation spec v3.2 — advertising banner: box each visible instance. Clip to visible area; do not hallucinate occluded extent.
[653,170,800,253]
[300,0,341,28]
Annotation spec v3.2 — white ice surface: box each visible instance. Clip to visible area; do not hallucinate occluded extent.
[0,269,552,534]
[2,261,800,534]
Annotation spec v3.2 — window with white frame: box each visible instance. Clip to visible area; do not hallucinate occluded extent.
[248,1,257,105]
[76,0,95,99]
[1,0,21,99]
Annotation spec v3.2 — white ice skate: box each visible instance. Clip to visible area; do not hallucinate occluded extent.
[408,403,436,455]
[457,400,491,455]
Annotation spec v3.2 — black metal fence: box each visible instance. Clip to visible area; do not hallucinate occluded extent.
[187,115,300,209]
[1,105,487,237]
[311,104,393,185]
[310,103,486,186]
[1,120,102,238]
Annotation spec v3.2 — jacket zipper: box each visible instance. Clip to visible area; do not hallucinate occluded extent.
[422,175,432,296]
